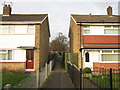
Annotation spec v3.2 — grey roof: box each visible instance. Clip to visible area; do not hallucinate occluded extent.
[71,14,120,23]
[0,14,48,22]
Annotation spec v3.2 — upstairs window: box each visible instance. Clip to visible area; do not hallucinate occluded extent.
[0,25,15,34]
[27,25,35,34]
[104,25,120,35]
[82,26,90,35]
[0,25,35,34]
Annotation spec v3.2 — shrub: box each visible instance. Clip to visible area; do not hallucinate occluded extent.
[83,67,91,73]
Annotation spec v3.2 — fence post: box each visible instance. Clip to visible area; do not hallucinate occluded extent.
[45,63,48,79]
[110,68,112,90]
[36,69,39,88]
[80,68,82,90]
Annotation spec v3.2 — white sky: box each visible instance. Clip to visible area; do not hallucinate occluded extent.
[0,0,119,41]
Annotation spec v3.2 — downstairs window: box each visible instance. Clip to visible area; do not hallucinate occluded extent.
[0,50,13,60]
[101,50,120,61]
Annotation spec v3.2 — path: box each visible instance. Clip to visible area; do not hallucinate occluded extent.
[40,58,75,89]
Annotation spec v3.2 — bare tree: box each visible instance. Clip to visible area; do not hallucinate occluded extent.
[50,33,68,53]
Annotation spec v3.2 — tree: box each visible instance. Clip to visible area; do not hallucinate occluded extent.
[50,33,68,53]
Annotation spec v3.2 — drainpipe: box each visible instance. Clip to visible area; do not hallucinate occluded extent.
[79,23,83,69]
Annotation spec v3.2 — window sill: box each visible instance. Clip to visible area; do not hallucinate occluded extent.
[0,60,25,63]
[0,34,34,35]
[83,34,120,36]
[100,61,120,63]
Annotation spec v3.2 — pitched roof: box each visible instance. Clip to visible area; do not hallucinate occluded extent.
[0,14,48,22]
[71,14,120,23]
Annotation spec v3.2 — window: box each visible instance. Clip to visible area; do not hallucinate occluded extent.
[85,52,89,62]
[26,50,34,60]
[104,26,120,35]
[83,26,90,35]
[114,50,120,53]
[0,25,35,34]
[102,54,119,61]
[9,26,15,34]
[102,50,112,53]
[0,50,13,60]
[27,25,35,34]
[101,50,120,61]
[0,25,15,34]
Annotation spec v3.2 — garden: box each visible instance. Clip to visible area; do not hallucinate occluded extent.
[2,72,29,88]
[92,73,120,89]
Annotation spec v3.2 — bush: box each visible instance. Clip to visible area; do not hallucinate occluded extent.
[83,67,91,73]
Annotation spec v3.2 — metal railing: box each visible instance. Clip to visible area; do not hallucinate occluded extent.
[67,61,120,90]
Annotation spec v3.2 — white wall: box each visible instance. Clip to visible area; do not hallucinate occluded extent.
[0,25,35,48]
[90,26,104,35]
[14,50,26,62]
[15,25,28,34]
[0,25,35,62]
[83,50,100,70]
[0,35,35,48]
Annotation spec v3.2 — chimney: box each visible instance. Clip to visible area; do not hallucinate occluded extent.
[3,4,12,16]
[107,6,112,16]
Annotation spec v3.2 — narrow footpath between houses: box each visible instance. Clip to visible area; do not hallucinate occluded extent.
[40,58,75,89]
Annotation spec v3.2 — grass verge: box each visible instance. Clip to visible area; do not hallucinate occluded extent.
[2,72,29,88]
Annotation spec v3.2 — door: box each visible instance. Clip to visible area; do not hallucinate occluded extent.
[26,50,34,69]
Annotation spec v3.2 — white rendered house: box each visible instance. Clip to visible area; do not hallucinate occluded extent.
[0,5,50,72]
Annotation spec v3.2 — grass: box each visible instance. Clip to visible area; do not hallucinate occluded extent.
[92,73,120,89]
[2,72,29,88]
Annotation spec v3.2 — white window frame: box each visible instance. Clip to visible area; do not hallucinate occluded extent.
[27,25,35,34]
[82,26,90,35]
[0,25,15,34]
[100,50,120,63]
[0,50,13,60]
[104,25,120,35]
[0,25,35,35]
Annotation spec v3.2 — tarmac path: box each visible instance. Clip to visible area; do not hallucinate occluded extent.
[40,58,75,89]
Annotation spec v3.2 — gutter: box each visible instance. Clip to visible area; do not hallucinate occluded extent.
[79,48,120,52]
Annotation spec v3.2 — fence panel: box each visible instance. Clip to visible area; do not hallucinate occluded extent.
[39,65,47,86]
[38,59,56,87]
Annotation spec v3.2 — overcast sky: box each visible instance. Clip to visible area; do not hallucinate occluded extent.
[0,0,119,41]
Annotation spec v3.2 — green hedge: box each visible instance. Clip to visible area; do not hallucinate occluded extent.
[83,67,91,73]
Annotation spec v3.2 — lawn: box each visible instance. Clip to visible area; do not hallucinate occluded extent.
[2,72,29,88]
[92,73,120,89]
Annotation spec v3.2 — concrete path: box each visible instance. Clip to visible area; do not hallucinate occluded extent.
[40,59,75,89]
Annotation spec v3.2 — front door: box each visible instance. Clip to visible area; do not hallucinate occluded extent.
[26,50,34,69]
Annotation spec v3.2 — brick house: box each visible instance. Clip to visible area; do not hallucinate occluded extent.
[0,5,50,72]
[69,6,120,71]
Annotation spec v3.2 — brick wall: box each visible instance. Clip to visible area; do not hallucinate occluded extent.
[93,62,120,71]
[35,16,50,69]
[39,17,50,68]
[69,17,82,68]
[35,24,41,70]
[1,62,25,72]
